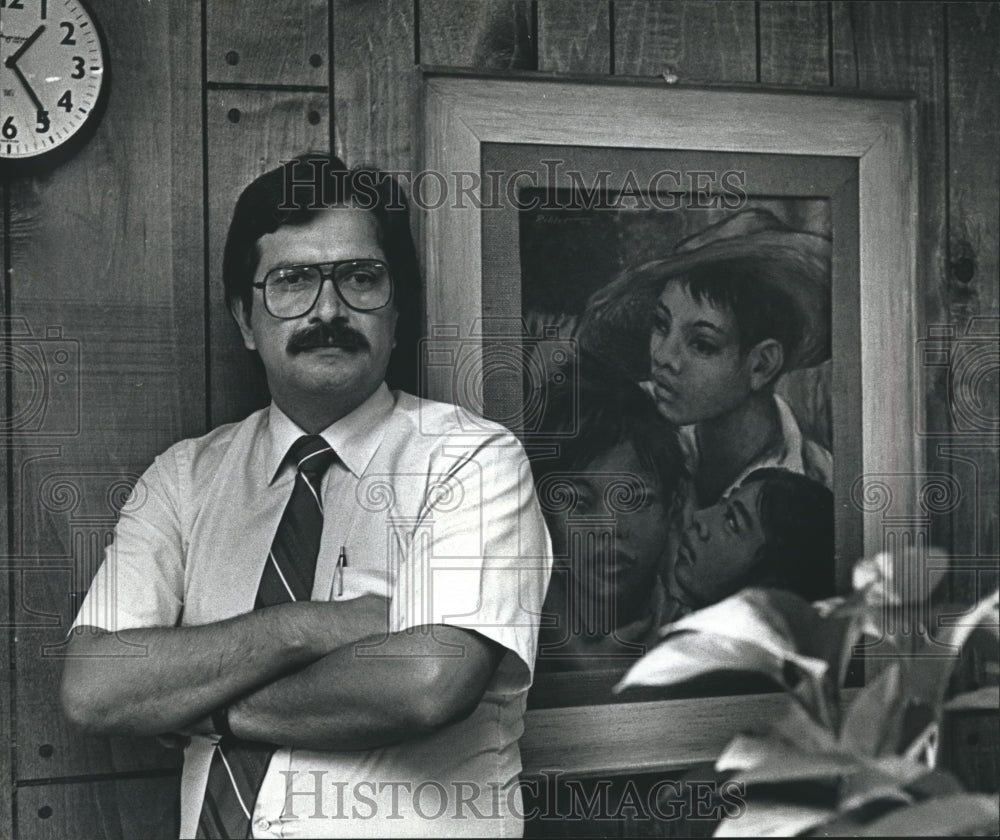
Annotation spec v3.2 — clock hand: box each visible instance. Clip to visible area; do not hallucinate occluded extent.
[9,62,44,112]
[5,24,46,68]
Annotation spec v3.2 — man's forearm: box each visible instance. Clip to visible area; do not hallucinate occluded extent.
[228,626,502,750]
[61,597,388,736]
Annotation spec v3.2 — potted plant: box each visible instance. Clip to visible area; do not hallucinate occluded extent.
[617,551,999,836]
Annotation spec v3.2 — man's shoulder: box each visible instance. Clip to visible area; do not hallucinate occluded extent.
[156,409,268,475]
[388,391,518,444]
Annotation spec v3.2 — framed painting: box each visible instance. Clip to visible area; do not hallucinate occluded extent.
[419,73,918,775]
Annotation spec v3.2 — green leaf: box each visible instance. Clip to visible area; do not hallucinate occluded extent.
[859,793,1000,836]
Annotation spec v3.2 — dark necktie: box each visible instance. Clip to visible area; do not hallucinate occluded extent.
[196,435,336,839]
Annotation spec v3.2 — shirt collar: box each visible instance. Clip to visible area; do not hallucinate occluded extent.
[263,383,395,484]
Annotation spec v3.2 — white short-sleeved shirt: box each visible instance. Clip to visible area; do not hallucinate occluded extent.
[72,384,553,838]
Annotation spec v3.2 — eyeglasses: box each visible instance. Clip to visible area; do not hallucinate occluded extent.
[252,259,393,319]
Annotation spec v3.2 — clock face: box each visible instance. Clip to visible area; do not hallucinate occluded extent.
[0,0,108,165]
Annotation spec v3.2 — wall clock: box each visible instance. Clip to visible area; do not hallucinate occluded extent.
[0,0,109,175]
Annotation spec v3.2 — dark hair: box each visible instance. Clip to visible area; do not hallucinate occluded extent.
[678,256,804,380]
[530,357,688,513]
[742,467,835,601]
[221,152,422,392]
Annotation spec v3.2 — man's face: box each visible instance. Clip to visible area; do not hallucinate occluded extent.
[668,480,768,608]
[648,281,755,426]
[544,442,672,623]
[232,208,398,415]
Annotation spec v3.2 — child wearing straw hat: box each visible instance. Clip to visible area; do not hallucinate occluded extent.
[578,208,833,509]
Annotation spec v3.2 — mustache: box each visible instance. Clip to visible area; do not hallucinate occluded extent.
[286,320,371,354]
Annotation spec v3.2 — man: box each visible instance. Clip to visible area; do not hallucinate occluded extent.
[667,467,836,611]
[61,154,552,838]
[579,209,833,507]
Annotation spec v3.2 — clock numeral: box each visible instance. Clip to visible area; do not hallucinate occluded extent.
[71,56,86,79]
[2,117,17,141]
[60,21,76,45]
[1,0,27,10]
[35,110,50,133]
[57,90,73,112]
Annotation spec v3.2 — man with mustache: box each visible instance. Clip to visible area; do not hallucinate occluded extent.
[60,154,552,838]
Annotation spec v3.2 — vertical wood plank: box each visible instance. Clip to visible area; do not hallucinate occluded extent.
[831,0,951,548]
[206,0,328,86]
[945,0,1000,571]
[16,775,180,840]
[759,0,831,85]
[614,0,757,82]
[332,0,420,396]
[206,91,331,427]
[537,0,611,74]
[332,0,417,173]
[939,3,1000,788]
[418,0,536,69]
[1,177,12,840]
[8,0,198,783]
[170,0,208,440]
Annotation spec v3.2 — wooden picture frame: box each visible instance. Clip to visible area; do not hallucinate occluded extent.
[420,73,918,777]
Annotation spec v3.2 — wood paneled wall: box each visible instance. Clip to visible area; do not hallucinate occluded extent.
[1,2,996,837]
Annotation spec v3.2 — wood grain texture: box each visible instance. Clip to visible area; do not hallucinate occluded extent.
[418,0,536,69]
[613,0,756,82]
[333,0,416,172]
[1,183,12,840]
[16,774,180,840]
[170,0,209,440]
[206,89,330,427]
[759,0,830,85]
[944,1,1000,574]
[537,0,611,74]
[831,1,948,373]
[8,0,199,784]
[832,0,948,551]
[939,3,1000,786]
[520,693,794,777]
[207,0,328,86]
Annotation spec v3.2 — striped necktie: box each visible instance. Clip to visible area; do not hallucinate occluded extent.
[196,435,336,839]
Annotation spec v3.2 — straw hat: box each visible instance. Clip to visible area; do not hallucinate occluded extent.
[576,209,832,377]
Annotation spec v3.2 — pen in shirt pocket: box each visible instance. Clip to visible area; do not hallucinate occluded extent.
[336,546,347,597]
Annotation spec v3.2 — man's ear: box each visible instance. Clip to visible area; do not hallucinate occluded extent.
[229,296,256,351]
[747,338,784,391]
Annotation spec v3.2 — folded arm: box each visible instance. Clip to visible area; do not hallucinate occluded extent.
[60,595,388,736]
[228,625,504,750]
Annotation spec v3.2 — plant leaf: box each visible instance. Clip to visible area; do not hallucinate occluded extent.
[714,799,833,837]
[616,630,787,691]
[943,685,1000,711]
[837,761,927,813]
[858,793,1000,836]
[838,664,901,756]
[618,589,828,694]
[717,733,854,780]
[900,588,1000,712]
[939,589,999,651]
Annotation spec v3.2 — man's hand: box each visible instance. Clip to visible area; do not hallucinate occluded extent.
[61,595,389,737]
